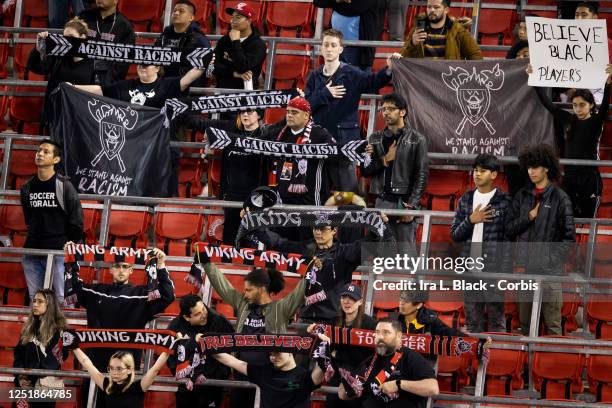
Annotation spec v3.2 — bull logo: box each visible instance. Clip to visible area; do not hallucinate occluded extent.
[88,100,138,173]
[442,64,504,136]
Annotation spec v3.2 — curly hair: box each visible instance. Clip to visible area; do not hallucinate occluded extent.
[518,144,561,182]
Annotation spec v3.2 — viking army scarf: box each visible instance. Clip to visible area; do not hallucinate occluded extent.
[206,127,367,163]
[235,209,390,246]
[165,89,298,122]
[315,325,487,359]
[60,329,179,354]
[43,33,213,69]
[63,244,162,308]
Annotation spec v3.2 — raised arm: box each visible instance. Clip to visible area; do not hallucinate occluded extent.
[212,352,248,376]
[72,84,103,96]
[202,262,245,310]
[140,352,169,392]
[179,68,205,92]
[73,348,105,389]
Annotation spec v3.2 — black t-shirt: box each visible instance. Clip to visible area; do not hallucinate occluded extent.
[102,77,182,108]
[361,348,436,408]
[247,363,318,408]
[24,175,69,249]
[239,304,268,365]
[102,378,145,408]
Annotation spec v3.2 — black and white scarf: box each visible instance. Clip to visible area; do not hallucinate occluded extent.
[42,33,213,68]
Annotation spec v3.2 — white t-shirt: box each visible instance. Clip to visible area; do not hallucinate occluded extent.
[471,188,496,243]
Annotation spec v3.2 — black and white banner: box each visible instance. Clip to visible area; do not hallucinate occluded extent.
[392,59,555,155]
[49,83,171,197]
[43,33,213,69]
[236,209,390,245]
[165,89,298,121]
[207,127,367,163]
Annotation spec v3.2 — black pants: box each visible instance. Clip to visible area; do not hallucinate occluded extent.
[176,385,224,408]
[230,373,255,408]
[223,207,242,245]
[562,170,602,219]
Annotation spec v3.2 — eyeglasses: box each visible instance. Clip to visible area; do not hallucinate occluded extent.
[379,106,400,113]
[107,366,128,373]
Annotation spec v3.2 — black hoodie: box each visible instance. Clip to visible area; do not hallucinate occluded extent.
[213,27,266,89]
[166,304,234,380]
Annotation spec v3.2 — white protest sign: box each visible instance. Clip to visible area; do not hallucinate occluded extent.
[526,16,608,89]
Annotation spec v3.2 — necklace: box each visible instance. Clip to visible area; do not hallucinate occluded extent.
[96,11,117,40]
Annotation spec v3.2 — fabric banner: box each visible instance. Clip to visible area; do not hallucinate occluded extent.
[192,241,312,274]
[165,89,298,121]
[526,17,609,89]
[43,33,213,69]
[49,83,171,197]
[61,329,179,354]
[206,127,367,163]
[64,243,153,264]
[235,209,390,246]
[392,59,555,155]
[197,333,317,354]
[315,325,486,360]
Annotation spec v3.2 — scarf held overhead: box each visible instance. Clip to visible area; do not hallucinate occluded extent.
[43,33,213,69]
[206,127,367,163]
[165,89,298,121]
[61,329,179,354]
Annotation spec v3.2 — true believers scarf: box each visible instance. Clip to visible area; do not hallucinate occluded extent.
[43,33,213,69]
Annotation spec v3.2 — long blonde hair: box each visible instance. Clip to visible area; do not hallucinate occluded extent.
[105,351,136,395]
[20,289,67,346]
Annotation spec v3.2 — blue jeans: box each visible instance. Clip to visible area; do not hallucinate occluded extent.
[22,255,65,304]
[49,0,84,28]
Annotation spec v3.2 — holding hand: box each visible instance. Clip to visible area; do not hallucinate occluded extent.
[606,64,611,84]
[229,29,241,41]
[469,204,494,224]
[150,247,167,269]
[411,29,427,46]
[528,202,540,221]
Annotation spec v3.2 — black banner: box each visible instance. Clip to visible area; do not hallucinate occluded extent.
[43,33,213,69]
[392,59,555,155]
[165,89,298,121]
[49,83,171,197]
[207,127,367,162]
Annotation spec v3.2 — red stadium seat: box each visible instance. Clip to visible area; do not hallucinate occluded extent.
[175,0,215,32]
[0,319,22,347]
[171,272,196,298]
[482,333,526,395]
[478,0,517,40]
[154,204,205,256]
[218,0,265,33]
[587,295,612,338]
[144,390,176,407]
[9,87,44,134]
[425,293,464,330]
[82,200,101,245]
[8,142,37,188]
[206,156,222,198]
[100,267,147,286]
[561,291,581,335]
[215,302,235,319]
[437,354,471,392]
[204,213,224,243]
[264,44,311,90]
[21,0,49,27]
[0,204,27,247]
[587,339,612,402]
[178,157,205,198]
[0,262,28,306]
[118,0,164,32]
[532,336,586,399]
[266,1,314,37]
[264,107,285,124]
[423,169,468,211]
[107,208,152,248]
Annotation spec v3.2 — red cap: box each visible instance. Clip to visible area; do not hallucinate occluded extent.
[287,97,311,114]
[226,2,255,19]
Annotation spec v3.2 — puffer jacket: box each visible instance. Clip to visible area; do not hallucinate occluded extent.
[361,126,429,209]
[400,15,482,60]
[506,183,575,273]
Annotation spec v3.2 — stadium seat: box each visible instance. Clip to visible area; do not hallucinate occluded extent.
[478,0,517,43]
[82,200,101,245]
[266,1,314,37]
[118,0,164,32]
[144,390,175,407]
[8,141,37,189]
[107,208,152,248]
[215,302,235,319]
[264,107,285,124]
[218,0,265,33]
[171,272,196,298]
[482,333,526,396]
[587,339,612,402]
[587,295,612,338]
[437,354,471,392]
[263,44,311,90]
[204,213,224,243]
[178,157,205,198]
[0,319,23,366]
[9,86,45,134]
[154,204,205,256]
[425,293,464,330]
[423,169,468,211]
[532,336,586,399]
[179,0,215,32]
[0,262,27,306]
[100,267,147,286]
[206,156,222,198]
[561,291,581,335]
[21,0,49,27]
[0,203,27,247]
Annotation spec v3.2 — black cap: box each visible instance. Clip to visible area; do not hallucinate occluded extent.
[243,186,281,210]
[340,283,362,301]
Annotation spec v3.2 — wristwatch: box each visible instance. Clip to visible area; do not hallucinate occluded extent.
[395,379,402,390]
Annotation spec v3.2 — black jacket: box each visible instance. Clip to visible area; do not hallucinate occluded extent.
[166,304,234,381]
[395,307,463,337]
[213,28,266,89]
[254,229,362,323]
[79,8,136,85]
[20,174,84,249]
[183,116,268,200]
[451,188,514,272]
[506,183,575,272]
[13,325,62,386]
[361,126,429,209]
[155,22,211,87]
[332,314,378,370]
[71,265,175,368]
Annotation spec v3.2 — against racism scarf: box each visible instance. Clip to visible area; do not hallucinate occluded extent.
[235,209,390,246]
[205,127,367,163]
[165,89,298,121]
[42,33,213,69]
[63,244,162,308]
